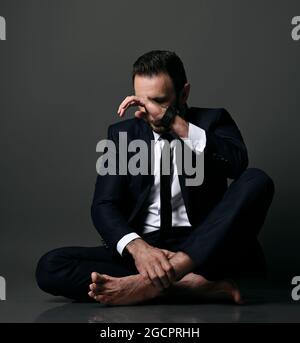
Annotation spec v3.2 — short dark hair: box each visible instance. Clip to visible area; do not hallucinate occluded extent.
[132,50,187,97]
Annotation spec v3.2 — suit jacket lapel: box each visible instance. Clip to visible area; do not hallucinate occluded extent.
[177,106,199,225]
[128,120,154,224]
[177,139,193,224]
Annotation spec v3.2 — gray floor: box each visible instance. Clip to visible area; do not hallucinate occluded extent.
[1,278,300,323]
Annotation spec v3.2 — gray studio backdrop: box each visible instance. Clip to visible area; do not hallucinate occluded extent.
[0,0,299,296]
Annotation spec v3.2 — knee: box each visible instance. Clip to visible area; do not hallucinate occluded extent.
[241,167,275,199]
[35,248,66,295]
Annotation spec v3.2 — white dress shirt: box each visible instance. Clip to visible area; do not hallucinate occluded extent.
[116,122,206,255]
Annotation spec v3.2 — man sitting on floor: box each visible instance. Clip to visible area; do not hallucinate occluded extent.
[36,50,275,305]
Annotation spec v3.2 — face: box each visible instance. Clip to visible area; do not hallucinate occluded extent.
[134,73,189,133]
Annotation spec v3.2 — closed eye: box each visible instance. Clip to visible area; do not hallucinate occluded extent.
[152,97,168,104]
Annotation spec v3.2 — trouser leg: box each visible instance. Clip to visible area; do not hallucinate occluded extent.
[35,231,170,301]
[177,168,275,280]
[35,245,138,301]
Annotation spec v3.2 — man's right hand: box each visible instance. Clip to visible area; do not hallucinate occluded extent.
[125,238,176,290]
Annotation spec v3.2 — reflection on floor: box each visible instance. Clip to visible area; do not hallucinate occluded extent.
[1,278,300,323]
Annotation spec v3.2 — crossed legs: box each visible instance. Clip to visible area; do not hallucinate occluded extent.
[36,168,274,305]
[36,245,243,305]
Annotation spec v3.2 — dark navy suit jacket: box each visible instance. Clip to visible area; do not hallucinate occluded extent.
[91,106,248,254]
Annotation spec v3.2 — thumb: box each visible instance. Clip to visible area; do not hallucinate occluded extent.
[161,249,176,259]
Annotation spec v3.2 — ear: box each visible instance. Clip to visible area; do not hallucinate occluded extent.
[181,83,190,103]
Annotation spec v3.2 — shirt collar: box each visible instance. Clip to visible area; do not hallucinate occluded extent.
[152,130,161,143]
[152,129,178,143]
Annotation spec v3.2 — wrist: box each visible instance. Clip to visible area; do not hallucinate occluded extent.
[125,238,145,256]
[170,115,189,138]
[159,104,177,129]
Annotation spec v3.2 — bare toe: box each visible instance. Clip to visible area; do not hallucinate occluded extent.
[91,272,113,283]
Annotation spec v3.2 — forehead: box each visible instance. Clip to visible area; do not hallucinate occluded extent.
[134,73,175,97]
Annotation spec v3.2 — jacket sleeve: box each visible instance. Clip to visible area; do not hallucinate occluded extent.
[90,124,136,251]
[204,108,248,179]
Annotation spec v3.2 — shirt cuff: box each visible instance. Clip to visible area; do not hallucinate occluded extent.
[116,232,141,256]
[181,122,206,154]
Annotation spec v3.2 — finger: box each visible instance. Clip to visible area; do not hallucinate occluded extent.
[161,249,176,259]
[161,249,175,255]
[119,102,135,117]
[119,99,146,117]
[159,262,174,288]
[147,266,164,290]
[161,260,176,283]
[161,249,171,257]
[118,96,147,117]
[117,95,137,114]
[138,267,150,281]
[136,263,148,277]
[118,96,137,114]
[154,263,170,288]
[119,95,146,112]
[118,99,137,113]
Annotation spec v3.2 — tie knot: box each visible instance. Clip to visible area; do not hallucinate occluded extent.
[160,132,175,142]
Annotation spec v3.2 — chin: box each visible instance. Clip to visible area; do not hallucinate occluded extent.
[150,123,167,134]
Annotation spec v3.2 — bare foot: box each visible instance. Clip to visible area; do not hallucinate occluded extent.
[168,272,243,304]
[88,272,243,306]
[88,272,163,306]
